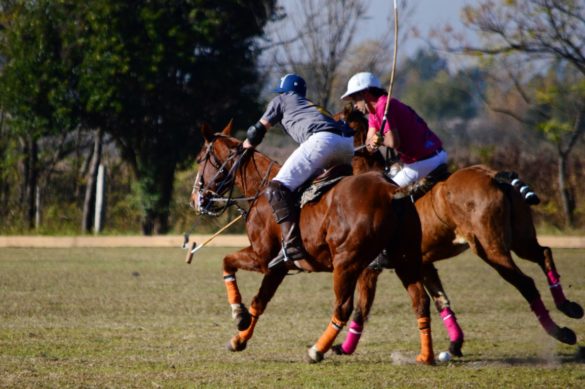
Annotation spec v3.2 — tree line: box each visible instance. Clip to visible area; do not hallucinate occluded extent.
[0,0,276,234]
[0,0,583,235]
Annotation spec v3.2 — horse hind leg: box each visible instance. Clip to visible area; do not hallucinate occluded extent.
[514,242,584,319]
[332,267,382,356]
[474,240,577,345]
[423,264,464,357]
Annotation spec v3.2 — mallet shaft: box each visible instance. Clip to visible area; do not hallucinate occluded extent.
[185,214,244,264]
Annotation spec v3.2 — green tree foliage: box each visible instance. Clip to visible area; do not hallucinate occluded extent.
[457,0,585,227]
[0,1,81,228]
[0,0,277,234]
[397,50,481,123]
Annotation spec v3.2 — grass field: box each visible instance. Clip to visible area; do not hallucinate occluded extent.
[0,247,584,388]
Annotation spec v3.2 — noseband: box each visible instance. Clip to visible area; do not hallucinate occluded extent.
[192,138,245,216]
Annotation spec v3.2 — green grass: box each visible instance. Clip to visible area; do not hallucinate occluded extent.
[0,247,584,388]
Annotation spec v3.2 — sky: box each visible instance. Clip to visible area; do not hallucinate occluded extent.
[274,0,476,64]
[361,0,473,55]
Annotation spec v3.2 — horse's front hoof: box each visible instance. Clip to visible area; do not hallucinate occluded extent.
[306,346,324,363]
[416,354,435,365]
[331,344,348,356]
[233,304,252,331]
[449,339,464,357]
[554,327,577,345]
[558,300,584,319]
[226,336,248,352]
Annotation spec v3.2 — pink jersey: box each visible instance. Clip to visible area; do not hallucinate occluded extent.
[369,95,442,164]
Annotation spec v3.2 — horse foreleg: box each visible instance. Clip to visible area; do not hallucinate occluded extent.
[307,265,358,363]
[227,268,288,352]
[395,264,435,365]
[223,246,266,331]
[223,271,250,331]
[422,263,464,357]
[332,267,382,356]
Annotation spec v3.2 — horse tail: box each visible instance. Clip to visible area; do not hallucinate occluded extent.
[494,171,540,206]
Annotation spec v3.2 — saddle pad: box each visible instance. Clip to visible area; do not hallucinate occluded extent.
[300,176,345,208]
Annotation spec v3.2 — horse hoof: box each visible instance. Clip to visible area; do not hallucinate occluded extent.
[234,305,252,331]
[306,346,324,363]
[226,336,247,352]
[331,344,347,356]
[558,301,584,319]
[555,327,577,345]
[416,354,435,365]
[449,339,464,357]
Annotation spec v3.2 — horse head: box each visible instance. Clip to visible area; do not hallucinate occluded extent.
[334,106,386,175]
[191,120,245,216]
[336,104,368,148]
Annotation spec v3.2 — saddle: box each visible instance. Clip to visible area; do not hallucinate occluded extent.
[299,164,354,207]
[397,163,451,202]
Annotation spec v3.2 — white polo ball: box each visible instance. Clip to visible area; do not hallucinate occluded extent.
[438,351,451,362]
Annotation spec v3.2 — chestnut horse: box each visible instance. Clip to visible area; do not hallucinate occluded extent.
[190,122,435,364]
[334,108,582,357]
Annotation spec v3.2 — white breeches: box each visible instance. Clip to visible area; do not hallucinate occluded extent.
[274,131,354,191]
[390,150,448,187]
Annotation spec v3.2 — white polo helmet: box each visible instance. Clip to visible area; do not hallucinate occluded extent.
[340,72,384,100]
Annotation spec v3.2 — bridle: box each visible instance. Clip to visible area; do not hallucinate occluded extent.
[192,136,274,216]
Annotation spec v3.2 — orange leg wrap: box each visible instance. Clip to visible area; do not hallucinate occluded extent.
[223,272,242,305]
[416,317,435,364]
[315,317,345,353]
[238,310,259,342]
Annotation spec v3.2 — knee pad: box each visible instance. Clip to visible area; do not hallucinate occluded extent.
[264,181,293,222]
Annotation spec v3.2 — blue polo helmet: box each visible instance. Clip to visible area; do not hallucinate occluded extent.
[273,73,307,97]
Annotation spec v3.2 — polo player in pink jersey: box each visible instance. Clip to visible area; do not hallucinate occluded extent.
[341,72,447,187]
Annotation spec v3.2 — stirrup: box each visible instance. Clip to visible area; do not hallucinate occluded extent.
[268,250,286,269]
[268,246,305,269]
[367,249,394,270]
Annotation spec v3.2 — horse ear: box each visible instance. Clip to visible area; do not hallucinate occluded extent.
[200,122,215,142]
[221,119,234,136]
[343,103,353,119]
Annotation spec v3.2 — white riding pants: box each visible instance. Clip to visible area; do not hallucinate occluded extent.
[274,131,354,191]
[390,150,448,187]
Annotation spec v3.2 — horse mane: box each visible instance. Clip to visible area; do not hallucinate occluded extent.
[212,132,281,196]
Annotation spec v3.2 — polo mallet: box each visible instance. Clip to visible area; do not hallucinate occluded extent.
[185,214,243,264]
[377,0,399,160]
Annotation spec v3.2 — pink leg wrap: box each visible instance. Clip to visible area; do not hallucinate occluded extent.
[530,298,556,333]
[440,307,464,342]
[547,270,567,305]
[340,321,363,355]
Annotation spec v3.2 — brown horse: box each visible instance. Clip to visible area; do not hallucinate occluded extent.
[190,122,435,364]
[334,108,582,357]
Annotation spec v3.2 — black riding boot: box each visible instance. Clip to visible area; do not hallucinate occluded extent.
[265,181,306,269]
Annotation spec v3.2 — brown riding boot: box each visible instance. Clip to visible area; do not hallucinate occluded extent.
[265,181,307,269]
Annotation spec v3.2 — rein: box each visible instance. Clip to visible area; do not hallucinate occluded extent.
[194,138,274,216]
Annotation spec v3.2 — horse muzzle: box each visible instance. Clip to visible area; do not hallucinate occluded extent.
[191,190,224,216]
